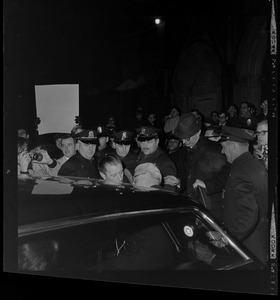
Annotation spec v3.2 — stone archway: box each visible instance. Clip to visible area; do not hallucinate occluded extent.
[172,41,222,118]
[234,17,268,109]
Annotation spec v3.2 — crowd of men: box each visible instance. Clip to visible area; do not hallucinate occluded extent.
[17,99,269,268]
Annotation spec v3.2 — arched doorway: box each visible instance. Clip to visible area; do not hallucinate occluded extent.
[234,17,269,110]
[172,41,222,118]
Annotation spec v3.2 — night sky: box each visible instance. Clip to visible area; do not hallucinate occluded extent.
[4,0,268,129]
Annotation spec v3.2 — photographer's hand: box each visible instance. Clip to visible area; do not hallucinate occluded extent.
[18,151,31,172]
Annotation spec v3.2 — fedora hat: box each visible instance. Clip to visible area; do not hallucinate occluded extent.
[174,113,201,139]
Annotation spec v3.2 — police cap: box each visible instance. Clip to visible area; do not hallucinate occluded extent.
[219,126,254,143]
[136,126,161,142]
[74,129,99,144]
[112,130,134,145]
[94,126,110,137]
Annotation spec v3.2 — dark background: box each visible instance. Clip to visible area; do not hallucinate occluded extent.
[4,0,271,132]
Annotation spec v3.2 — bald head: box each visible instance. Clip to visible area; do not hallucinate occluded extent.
[133,163,162,187]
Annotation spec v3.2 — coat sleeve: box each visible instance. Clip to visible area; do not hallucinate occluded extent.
[58,161,77,177]
[223,174,259,241]
[47,159,65,176]
[204,162,231,194]
[160,156,177,177]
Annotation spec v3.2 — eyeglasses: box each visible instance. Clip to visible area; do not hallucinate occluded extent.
[240,106,248,109]
[255,130,268,136]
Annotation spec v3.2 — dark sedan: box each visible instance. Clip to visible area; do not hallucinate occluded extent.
[17,174,267,274]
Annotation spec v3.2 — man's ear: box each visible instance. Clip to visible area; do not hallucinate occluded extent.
[112,142,116,149]
[100,172,106,180]
[229,142,236,151]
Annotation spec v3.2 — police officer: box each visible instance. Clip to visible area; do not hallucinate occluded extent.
[219,126,268,265]
[94,126,113,162]
[111,130,137,183]
[135,126,178,190]
[58,129,99,179]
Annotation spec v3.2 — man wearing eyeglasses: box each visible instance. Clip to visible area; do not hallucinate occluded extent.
[237,101,258,135]
[173,113,230,219]
[58,130,99,179]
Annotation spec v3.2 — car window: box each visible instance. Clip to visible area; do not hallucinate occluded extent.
[18,209,257,272]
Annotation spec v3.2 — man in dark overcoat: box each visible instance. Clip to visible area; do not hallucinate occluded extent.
[219,126,268,265]
[58,129,99,179]
[173,113,231,219]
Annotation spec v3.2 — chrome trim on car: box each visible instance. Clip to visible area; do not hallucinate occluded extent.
[18,207,192,237]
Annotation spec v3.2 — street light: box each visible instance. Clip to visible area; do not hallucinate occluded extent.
[154,18,162,25]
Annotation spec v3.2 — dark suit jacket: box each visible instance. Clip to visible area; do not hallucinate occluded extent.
[171,136,230,219]
[58,151,99,179]
[222,152,268,264]
[174,136,230,195]
[136,147,177,178]
[94,145,114,163]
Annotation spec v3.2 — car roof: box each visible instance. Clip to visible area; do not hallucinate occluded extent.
[18,175,199,229]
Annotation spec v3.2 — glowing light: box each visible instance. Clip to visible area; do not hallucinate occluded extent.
[155,18,161,25]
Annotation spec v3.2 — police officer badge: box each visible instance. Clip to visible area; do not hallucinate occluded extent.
[121,131,127,140]
[247,119,251,125]
[88,131,95,138]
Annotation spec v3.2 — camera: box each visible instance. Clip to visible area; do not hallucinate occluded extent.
[32,152,43,162]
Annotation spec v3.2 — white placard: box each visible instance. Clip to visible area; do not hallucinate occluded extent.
[35,84,79,134]
[32,179,73,195]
